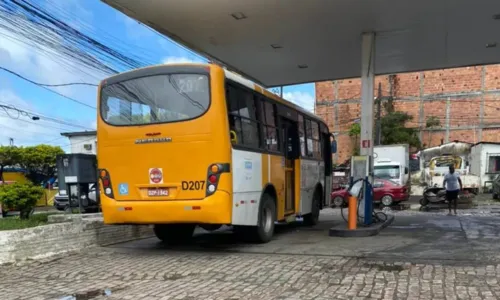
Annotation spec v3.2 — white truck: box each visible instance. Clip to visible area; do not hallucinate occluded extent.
[373,144,410,187]
[419,142,480,194]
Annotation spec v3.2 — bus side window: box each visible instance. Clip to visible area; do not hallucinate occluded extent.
[228,113,243,145]
[298,115,306,157]
[305,119,314,157]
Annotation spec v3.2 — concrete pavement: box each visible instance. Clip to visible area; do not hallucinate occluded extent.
[2,204,500,299]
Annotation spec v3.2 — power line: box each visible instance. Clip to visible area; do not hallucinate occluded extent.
[1,123,61,137]
[0,65,97,109]
[0,114,80,132]
[0,103,93,130]
[0,66,97,87]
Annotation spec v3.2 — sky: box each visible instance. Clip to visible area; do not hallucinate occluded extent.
[0,0,315,152]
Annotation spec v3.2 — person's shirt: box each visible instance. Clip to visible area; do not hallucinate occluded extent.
[444,172,460,191]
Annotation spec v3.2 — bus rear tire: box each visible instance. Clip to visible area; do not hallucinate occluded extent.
[153,224,195,244]
[303,189,321,226]
[244,194,276,243]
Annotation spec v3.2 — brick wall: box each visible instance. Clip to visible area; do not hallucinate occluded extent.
[316,65,500,163]
[0,214,153,264]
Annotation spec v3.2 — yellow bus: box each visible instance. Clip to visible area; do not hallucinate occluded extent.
[97,63,333,243]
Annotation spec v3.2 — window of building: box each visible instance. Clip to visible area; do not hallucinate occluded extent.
[487,154,500,173]
[227,84,261,148]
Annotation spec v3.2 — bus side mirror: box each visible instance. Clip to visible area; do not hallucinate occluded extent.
[331,139,337,154]
[405,167,409,174]
[230,130,238,144]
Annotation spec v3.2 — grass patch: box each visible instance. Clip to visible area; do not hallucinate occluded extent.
[0,213,52,231]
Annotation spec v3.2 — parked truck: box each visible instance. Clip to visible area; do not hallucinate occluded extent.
[419,142,480,194]
[373,144,410,187]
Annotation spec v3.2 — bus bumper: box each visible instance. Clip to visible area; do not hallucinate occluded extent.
[101,191,232,225]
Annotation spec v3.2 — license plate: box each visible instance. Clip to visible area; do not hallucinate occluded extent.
[148,188,169,197]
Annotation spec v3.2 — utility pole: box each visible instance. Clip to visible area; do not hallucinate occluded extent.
[375,82,382,145]
[9,138,13,146]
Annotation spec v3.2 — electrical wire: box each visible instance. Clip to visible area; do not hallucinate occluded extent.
[0,114,79,132]
[1,72,97,109]
[0,67,97,87]
[1,123,62,138]
[0,104,94,130]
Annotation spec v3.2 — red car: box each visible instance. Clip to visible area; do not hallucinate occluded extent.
[331,179,409,207]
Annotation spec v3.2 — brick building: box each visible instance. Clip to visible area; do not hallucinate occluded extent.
[315,65,500,163]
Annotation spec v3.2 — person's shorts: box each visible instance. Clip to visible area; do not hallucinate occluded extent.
[446,190,459,200]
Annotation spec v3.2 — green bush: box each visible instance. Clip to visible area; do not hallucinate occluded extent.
[0,182,44,219]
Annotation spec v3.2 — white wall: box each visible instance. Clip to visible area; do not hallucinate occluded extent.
[470,144,482,176]
[68,135,97,155]
[0,214,152,264]
[472,144,500,192]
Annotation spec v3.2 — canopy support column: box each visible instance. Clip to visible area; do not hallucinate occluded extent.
[359,32,375,225]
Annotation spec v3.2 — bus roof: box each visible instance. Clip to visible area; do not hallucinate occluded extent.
[100,63,328,128]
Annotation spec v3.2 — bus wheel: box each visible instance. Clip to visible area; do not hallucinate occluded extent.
[303,189,321,226]
[153,224,195,244]
[248,194,276,243]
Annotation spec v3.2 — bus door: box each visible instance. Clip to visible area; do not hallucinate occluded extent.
[280,118,299,214]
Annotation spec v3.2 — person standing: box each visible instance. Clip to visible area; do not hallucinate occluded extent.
[443,165,463,215]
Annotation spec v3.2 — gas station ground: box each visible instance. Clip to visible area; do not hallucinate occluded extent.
[3,194,500,300]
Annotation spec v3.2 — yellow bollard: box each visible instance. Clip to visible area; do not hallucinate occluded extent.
[348,196,357,230]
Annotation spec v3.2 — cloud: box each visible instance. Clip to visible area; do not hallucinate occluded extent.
[162,56,204,64]
[0,26,105,105]
[283,91,315,112]
[0,7,107,145]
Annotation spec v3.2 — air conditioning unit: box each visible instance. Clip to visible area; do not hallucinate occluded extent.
[83,144,92,151]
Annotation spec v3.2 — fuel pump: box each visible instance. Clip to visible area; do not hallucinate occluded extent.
[350,156,374,225]
[331,155,390,237]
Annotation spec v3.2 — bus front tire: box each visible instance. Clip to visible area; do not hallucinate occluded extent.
[153,224,195,244]
[235,194,276,243]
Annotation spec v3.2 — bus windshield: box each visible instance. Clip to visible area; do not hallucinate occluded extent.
[100,74,210,126]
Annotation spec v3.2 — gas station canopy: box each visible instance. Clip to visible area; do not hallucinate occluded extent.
[103,0,500,87]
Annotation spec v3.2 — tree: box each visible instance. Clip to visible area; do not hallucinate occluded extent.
[20,145,64,185]
[425,116,441,148]
[0,146,21,183]
[348,123,361,156]
[380,111,421,149]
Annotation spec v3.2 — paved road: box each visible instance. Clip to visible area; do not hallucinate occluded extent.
[3,205,500,299]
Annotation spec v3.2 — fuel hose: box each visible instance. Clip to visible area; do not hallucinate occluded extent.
[340,178,388,226]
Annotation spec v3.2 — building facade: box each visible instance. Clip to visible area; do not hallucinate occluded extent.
[315,65,500,163]
[60,131,97,155]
